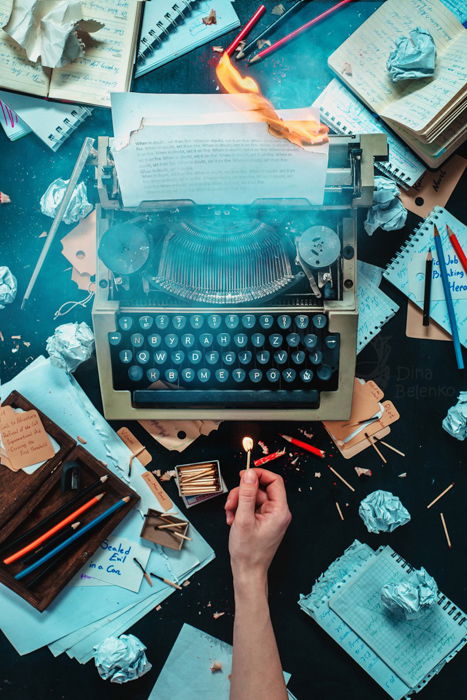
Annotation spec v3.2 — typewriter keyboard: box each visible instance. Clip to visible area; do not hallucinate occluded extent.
[109,312,340,408]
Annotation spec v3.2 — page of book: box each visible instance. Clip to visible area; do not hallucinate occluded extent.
[47,0,141,107]
[328,0,465,131]
[0,0,50,97]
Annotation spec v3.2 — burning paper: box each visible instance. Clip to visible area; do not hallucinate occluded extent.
[3,0,104,69]
[216,53,328,149]
[359,490,411,534]
[381,567,438,620]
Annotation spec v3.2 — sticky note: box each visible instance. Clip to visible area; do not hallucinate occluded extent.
[0,408,54,470]
[76,537,151,593]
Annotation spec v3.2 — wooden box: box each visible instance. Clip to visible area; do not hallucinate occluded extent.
[140,508,189,551]
[0,391,140,611]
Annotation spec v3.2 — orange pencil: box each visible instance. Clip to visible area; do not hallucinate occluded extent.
[3,493,105,565]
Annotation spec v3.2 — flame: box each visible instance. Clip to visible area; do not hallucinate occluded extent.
[242,436,254,451]
[216,53,329,148]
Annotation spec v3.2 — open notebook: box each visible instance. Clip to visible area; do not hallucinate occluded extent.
[384,207,466,347]
[299,541,467,700]
[0,0,142,108]
[0,90,91,151]
[328,0,467,167]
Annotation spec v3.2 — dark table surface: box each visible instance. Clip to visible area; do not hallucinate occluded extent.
[0,2,466,699]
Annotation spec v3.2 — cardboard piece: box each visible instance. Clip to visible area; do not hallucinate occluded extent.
[61,210,96,277]
[0,407,54,470]
[405,300,452,341]
[117,427,152,467]
[140,472,172,512]
[400,155,466,218]
[138,419,221,452]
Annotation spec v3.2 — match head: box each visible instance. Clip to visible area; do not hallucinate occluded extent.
[242,436,254,451]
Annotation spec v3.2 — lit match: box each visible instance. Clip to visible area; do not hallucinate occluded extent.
[242,436,254,469]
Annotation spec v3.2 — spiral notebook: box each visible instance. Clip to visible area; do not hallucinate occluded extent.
[299,541,467,700]
[136,0,240,77]
[0,91,92,152]
[313,80,425,188]
[384,207,467,347]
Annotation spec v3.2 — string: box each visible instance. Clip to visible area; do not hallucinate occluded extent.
[53,286,95,320]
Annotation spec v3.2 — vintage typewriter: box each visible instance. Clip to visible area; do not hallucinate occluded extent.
[92,133,387,420]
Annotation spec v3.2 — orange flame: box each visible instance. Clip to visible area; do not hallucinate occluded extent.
[215,53,329,148]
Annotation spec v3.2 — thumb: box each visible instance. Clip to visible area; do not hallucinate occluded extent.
[236,469,258,523]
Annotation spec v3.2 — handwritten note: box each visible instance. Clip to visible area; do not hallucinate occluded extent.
[76,536,151,592]
[0,407,54,470]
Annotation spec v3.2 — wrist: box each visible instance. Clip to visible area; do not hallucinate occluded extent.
[232,566,268,600]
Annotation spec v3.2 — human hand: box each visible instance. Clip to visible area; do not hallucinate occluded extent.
[225,468,291,585]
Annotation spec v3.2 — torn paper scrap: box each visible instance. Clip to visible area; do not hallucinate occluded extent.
[3,0,103,69]
[359,490,411,534]
[40,178,93,225]
[61,210,96,276]
[364,176,407,235]
[0,266,17,309]
[381,567,438,620]
[442,391,467,441]
[0,191,11,203]
[93,634,152,684]
[387,28,436,83]
[46,321,94,372]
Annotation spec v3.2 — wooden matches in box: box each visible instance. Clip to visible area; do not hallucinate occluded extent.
[176,461,222,498]
[140,509,190,551]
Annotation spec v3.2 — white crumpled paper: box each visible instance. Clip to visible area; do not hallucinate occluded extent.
[46,321,94,372]
[3,0,103,69]
[381,567,438,620]
[40,178,93,225]
[387,27,436,82]
[359,490,411,534]
[364,176,407,235]
[0,266,17,309]
[442,391,467,441]
[93,634,152,684]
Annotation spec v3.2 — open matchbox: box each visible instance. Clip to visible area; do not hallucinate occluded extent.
[0,391,139,612]
[175,460,227,508]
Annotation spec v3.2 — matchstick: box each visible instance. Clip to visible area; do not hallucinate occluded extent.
[155,522,188,530]
[328,466,355,493]
[427,482,455,509]
[376,439,405,457]
[440,512,452,549]
[172,531,192,542]
[180,468,215,484]
[365,432,387,464]
[335,502,344,521]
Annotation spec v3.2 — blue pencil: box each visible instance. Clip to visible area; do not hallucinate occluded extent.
[433,225,464,370]
[15,496,131,581]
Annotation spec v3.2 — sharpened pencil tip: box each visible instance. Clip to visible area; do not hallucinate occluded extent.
[95,492,105,500]
[248,54,260,64]
[433,225,440,236]
[236,51,245,59]
[71,522,81,529]
[100,475,109,482]
[122,496,131,503]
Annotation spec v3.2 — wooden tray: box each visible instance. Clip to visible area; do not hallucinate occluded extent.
[0,392,140,611]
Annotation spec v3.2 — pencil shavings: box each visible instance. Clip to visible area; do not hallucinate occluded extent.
[160,470,176,482]
[210,661,223,673]
[202,9,217,25]
[272,4,285,15]
[212,45,224,53]
[341,62,352,75]
[0,191,11,204]
[257,39,271,49]
[398,472,407,478]
[359,490,411,534]
[355,467,372,477]
[314,472,321,478]
[93,634,152,684]
[258,440,269,455]
[381,567,438,620]
[212,611,225,619]
[0,266,17,309]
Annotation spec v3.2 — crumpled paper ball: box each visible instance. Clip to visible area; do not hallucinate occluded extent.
[381,567,438,620]
[387,28,436,82]
[93,634,152,684]
[0,266,17,309]
[40,178,93,225]
[46,322,94,372]
[364,176,407,235]
[442,391,467,441]
[359,490,411,533]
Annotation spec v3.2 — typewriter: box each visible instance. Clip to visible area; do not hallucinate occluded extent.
[92,133,387,420]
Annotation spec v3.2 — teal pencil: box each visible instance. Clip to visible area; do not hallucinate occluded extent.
[15,497,131,581]
[433,225,464,370]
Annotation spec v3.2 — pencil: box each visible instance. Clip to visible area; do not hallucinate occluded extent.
[426,482,455,509]
[0,475,109,554]
[439,512,452,549]
[236,0,307,59]
[4,493,106,565]
[150,571,183,590]
[225,4,266,57]
[20,522,81,566]
[328,466,355,493]
[280,434,325,458]
[133,556,153,587]
[422,249,433,326]
[15,497,131,580]
[364,432,387,464]
[433,225,464,370]
[447,225,467,274]
[26,537,83,588]
[249,0,355,63]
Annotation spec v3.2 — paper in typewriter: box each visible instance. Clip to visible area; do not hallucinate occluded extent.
[111,93,329,207]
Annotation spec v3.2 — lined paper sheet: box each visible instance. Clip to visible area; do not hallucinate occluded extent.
[328,0,466,132]
[313,80,425,187]
[329,548,467,689]
[357,261,399,353]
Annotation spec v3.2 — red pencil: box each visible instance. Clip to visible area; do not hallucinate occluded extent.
[3,493,105,565]
[249,0,355,64]
[253,449,286,467]
[447,225,467,274]
[225,4,266,57]
[279,434,325,458]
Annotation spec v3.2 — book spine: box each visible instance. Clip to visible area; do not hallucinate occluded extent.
[137,0,199,62]
[385,207,443,275]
